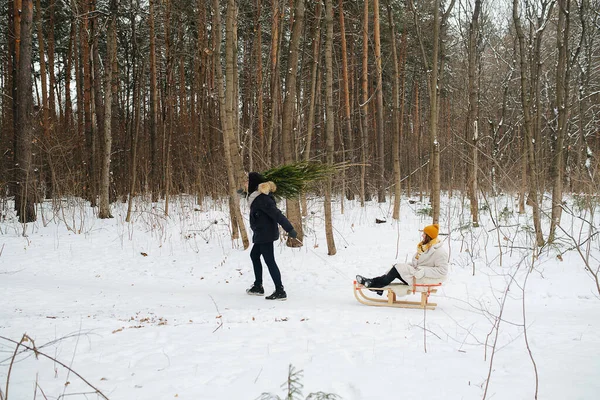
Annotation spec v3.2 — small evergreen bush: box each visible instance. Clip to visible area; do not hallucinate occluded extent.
[257,364,341,400]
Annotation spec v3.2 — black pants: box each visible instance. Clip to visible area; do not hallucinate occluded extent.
[370,266,409,288]
[250,242,283,289]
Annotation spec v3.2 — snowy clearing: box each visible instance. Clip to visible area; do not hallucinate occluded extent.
[1,195,599,399]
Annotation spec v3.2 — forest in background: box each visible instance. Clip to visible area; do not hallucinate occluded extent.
[1,0,599,250]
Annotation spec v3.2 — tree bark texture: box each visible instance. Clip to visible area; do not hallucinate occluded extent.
[324,0,336,255]
[14,0,36,223]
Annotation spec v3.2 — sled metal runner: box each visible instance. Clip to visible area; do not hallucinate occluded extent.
[353,279,442,310]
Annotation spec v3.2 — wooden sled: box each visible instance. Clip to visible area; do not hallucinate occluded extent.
[353,277,443,310]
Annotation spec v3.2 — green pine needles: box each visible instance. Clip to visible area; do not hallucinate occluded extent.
[261,162,340,199]
[257,364,340,400]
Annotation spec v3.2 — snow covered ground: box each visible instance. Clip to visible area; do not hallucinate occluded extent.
[1,194,599,399]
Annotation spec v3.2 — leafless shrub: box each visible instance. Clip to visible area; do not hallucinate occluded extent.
[0,334,109,400]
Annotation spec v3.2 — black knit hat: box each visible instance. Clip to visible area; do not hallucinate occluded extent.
[248,172,265,194]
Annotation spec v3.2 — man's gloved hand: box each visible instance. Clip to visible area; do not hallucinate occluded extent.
[289,229,298,239]
[413,267,425,280]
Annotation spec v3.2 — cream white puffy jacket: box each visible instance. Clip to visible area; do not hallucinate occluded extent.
[395,242,448,280]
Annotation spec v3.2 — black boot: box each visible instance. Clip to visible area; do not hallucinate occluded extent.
[356,275,373,287]
[357,275,382,296]
[246,283,264,296]
[266,287,287,301]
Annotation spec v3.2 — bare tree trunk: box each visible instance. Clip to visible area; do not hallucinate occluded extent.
[225,10,246,191]
[398,32,407,200]
[255,0,265,169]
[34,0,53,199]
[519,126,527,214]
[99,0,117,219]
[34,0,49,139]
[75,18,84,142]
[324,0,336,255]
[339,0,354,201]
[414,82,420,200]
[149,0,160,202]
[387,1,401,220]
[466,0,482,227]
[428,0,441,224]
[65,19,76,130]
[301,0,322,216]
[80,0,95,205]
[194,0,207,204]
[164,0,174,216]
[126,6,141,223]
[281,0,305,247]
[91,0,104,207]
[549,0,572,243]
[267,0,282,168]
[373,0,386,203]
[428,0,441,220]
[6,0,17,199]
[14,0,36,223]
[513,0,552,247]
[215,0,249,248]
[47,0,57,122]
[410,0,455,224]
[359,0,369,206]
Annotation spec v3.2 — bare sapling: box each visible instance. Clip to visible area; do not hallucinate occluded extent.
[481,259,522,400]
[520,260,539,399]
[555,198,600,296]
[0,334,109,400]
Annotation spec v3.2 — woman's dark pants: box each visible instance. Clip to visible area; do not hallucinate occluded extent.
[250,242,283,289]
[370,266,409,287]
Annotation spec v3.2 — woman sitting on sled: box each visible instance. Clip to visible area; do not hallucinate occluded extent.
[356,224,448,294]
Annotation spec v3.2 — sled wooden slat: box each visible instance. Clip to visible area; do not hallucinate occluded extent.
[353,280,441,310]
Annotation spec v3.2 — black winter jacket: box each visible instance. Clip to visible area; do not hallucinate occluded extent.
[249,193,294,244]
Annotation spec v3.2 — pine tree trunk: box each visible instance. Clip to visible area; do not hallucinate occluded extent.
[339,0,354,201]
[34,0,49,140]
[255,0,265,169]
[5,1,16,197]
[74,13,84,152]
[324,0,336,256]
[149,0,160,202]
[301,0,322,216]
[215,0,249,248]
[91,1,104,207]
[34,0,53,199]
[410,0,455,223]
[47,0,58,122]
[99,0,117,219]
[281,0,305,247]
[80,0,94,204]
[387,3,401,220]
[194,0,207,204]
[126,8,141,223]
[267,0,282,168]
[65,19,76,130]
[164,0,173,216]
[428,0,441,224]
[14,0,36,223]
[373,0,385,203]
[359,0,369,207]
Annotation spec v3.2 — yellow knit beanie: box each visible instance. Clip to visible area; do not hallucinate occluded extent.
[423,224,439,239]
